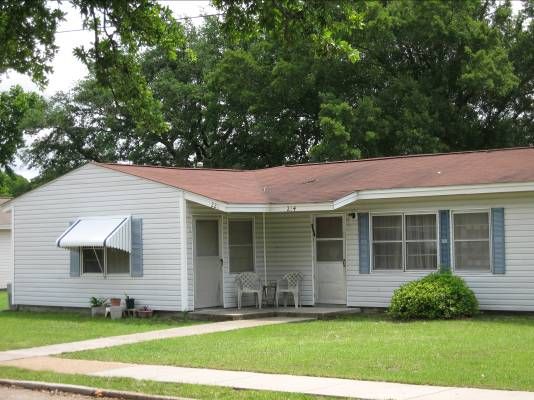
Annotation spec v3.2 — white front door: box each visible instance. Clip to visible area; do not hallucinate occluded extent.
[194,218,222,309]
[315,215,346,304]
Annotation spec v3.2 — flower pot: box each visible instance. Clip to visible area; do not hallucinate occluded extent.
[91,306,106,317]
[110,298,121,307]
[136,310,153,318]
[109,306,123,320]
[125,298,135,309]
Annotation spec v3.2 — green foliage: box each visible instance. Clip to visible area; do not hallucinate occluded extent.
[71,0,186,136]
[89,297,106,307]
[0,1,64,85]
[389,271,479,320]
[0,1,185,136]
[0,171,29,197]
[0,86,45,170]
[212,0,363,62]
[19,1,534,183]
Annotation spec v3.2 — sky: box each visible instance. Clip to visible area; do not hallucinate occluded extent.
[0,0,215,179]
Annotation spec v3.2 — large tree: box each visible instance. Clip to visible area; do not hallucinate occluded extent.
[0,86,44,170]
[24,0,534,181]
[311,0,533,160]
[0,1,185,135]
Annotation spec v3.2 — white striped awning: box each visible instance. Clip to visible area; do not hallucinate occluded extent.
[56,217,131,252]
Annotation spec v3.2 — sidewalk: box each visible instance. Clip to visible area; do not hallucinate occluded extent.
[0,317,310,362]
[3,356,534,400]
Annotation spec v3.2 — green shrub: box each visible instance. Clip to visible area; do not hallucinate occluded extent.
[389,271,478,320]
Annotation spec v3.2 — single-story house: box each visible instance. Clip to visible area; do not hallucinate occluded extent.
[0,198,12,289]
[3,147,534,312]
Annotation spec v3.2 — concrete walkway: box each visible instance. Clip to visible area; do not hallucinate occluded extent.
[0,317,310,362]
[2,356,534,400]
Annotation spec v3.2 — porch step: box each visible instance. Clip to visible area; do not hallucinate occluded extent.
[188,306,361,321]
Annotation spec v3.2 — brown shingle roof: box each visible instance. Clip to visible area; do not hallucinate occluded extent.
[98,147,534,204]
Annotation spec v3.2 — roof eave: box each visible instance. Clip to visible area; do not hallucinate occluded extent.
[186,181,534,212]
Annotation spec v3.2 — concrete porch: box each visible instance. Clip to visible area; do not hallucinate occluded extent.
[188,306,361,321]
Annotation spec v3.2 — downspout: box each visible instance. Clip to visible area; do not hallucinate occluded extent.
[263,212,267,283]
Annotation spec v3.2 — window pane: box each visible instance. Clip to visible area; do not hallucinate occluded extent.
[196,220,219,256]
[316,217,343,238]
[454,213,489,240]
[406,214,436,241]
[229,220,253,245]
[229,246,254,273]
[317,240,343,262]
[82,248,104,273]
[373,215,402,241]
[373,242,402,270]
[107,248,130,274]
[406,242,437,270]
[455,241,490,271]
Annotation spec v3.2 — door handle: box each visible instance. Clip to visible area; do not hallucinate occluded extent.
[343,259,346,270]
[220,258,224,267]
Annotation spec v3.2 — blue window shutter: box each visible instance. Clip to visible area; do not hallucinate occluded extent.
[492,208,505,274]
[68,221,81,277]
[439,210,451,271]
[358,213,370,274]
[131,217,143,277]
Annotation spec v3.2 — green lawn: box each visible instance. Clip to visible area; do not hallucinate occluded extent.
[0,366,342,400]
[67,314,534,391]
[0,307,197,351]
[0,291,7,310]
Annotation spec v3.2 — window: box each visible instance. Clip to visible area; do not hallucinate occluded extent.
[82,248,104,274]
[229,219,254,273]
[372,215,403,270]
[371,213,438,271]
[453,212,490,272]
[82,247,130,275]
[107,248,130,274]
[405,214,437,270]
[316,216,343,262]
[196,220,219,257]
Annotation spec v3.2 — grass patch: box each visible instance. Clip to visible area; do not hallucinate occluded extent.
[67,313,534,391]
[0,291,7,311]
[0,308,198,351]
[0,366,341,400]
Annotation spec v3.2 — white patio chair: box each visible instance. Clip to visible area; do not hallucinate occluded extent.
[235,272,262,309]
[276,272,303,308]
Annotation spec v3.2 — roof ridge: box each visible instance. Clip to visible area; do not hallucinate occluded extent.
[95,162,250,173]
[282,146,534,168]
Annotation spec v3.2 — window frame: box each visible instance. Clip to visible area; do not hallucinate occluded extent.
[370,211,439,273]
[451,209,492,274]
[314,214,345,263]
[228,217,255,274]
[80,247,131,276]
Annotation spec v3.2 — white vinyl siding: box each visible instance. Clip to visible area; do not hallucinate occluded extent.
[0,229,11,289]
[12,164,183,311]
[187,205,314,308]
[346,192,534,311]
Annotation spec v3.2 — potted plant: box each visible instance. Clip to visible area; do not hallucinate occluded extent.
[110,297,121,307]
[124,293,135,310]
[136,305,153,318]
[89,297,106,317]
